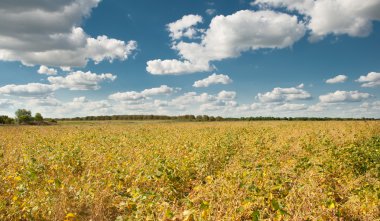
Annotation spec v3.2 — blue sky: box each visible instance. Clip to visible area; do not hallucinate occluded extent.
[0,0,379,118]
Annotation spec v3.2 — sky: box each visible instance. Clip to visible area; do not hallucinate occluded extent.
[0,0,379,118]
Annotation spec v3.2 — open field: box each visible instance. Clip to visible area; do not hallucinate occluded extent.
[0,121,379,220]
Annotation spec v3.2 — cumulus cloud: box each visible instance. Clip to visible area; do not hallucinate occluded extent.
[170,91,235,106]
[217,90,236,100]
[193,73,232,87]
[141,85,178,96]
[308,102,328,112]
[170,92,216,105]
[28,97,61,107]
[2,95,115,118]
[195,10,305,58]
[47,71,116,90]
[0,0,137,67]
[146,59,212,75]
[167,14,203,40]
[319,90,371,103]
[253,0,380,41]
[61,97,111,117]
[356,72,380,87]
[256,85,312,103]
[38,65,57,75]
[154,99,169,107]
[353,101,380,115]
[169,90,238,114]
[108,91,145,101]
[147,10,306,75]
[72,96,88,103]
[60,66,72,72]
[199,103,224,111]
[109,85,178,101]
[326,74,348,84]
[86,36,137,65]
[0,83,56,97]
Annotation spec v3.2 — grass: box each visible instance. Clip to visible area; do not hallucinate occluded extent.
[0,121,379,220]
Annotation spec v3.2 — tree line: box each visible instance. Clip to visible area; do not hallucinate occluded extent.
[0,109,56,125]
[1,111,378,125]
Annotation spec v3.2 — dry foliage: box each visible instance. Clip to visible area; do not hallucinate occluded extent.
[0,121,379,220]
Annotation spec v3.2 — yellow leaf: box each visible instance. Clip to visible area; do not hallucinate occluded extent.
[65,213,76,218]
[205,176,213,183]
[328,202,335,209]
[64,213,77,221]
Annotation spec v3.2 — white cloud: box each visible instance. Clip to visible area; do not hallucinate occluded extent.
[86,36,137,65]
[0,83,56,97]
[146,59,212,75]
[154,99,169,107]
[253,0,380,41]
[62,97,111,117]
[326,74,348,84]
[353,100,380,114]
[3,91,379,118]
[167,14,203,40]
[360,102,370,109]
[0,1,137,67]
[0,99,14,108]
[47,71,116,90]
[256,85,312,103]
[199,103,224,111]
[372,101,380,110]
[196,10,305,58]
[241,101,311,115]
[28,97,61,107]
[171,92,216,106]
[193,73,232,87]
[109,91,145,101]
[73,96,88,103]
[250,103,263,110]
[147,10,306,75]
[200,100,238,112]
[319,90,371,103]
[38,65,57,75]
[200,102,230,111]
[356,72,380,87]
[109,85,178,101]
[308,103,326,112]
[206,9,217,16]
[60,66,72,72]
[169,90,238,114]
[141,85,178,96]
[217,90,236,100]
[7,95,113,118]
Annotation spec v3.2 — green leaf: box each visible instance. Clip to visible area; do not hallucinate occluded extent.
[251,210,260,221]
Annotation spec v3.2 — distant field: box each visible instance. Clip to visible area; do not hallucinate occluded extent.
[0,121,379,220]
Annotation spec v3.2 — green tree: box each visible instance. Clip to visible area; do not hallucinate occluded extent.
[0,115,14,124]
[35,113,43,122]
[15,109,32,124]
